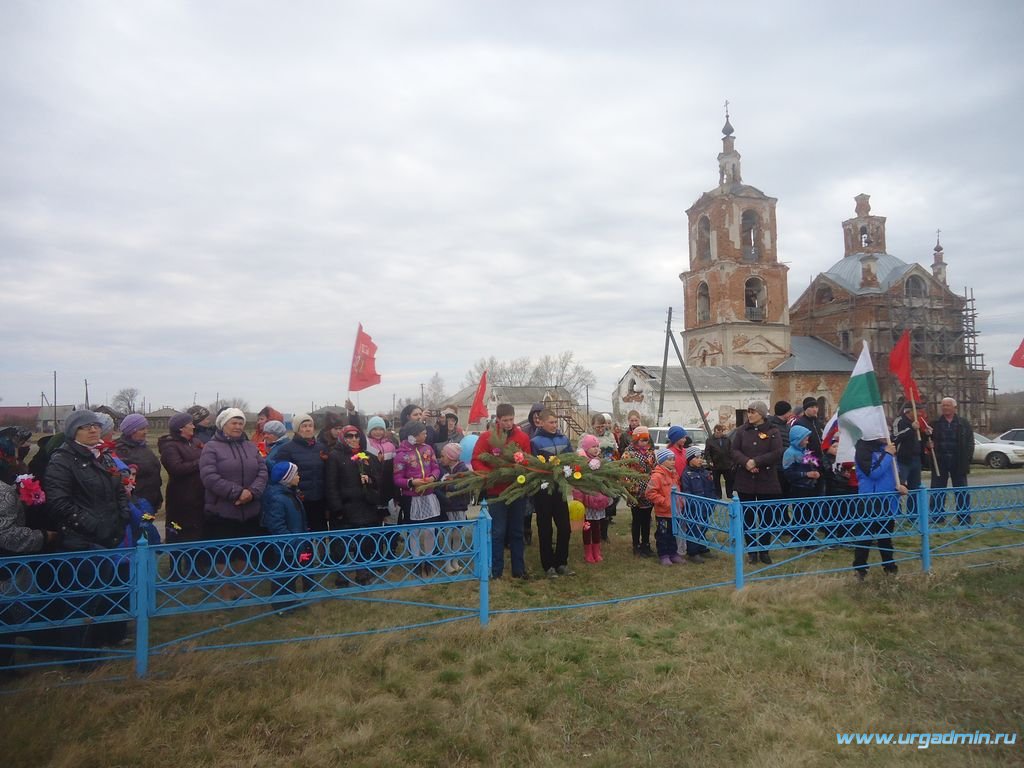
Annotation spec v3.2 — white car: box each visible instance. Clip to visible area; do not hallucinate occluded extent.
[649,426,708,452]
[993,428,1024,446]
[973,432,1024,469]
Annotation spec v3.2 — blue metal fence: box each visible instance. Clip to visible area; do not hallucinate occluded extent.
[3,484,1023,685]
[1,511,491,678]
[673,482,1024,588]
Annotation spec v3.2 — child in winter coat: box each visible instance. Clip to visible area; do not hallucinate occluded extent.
[782,424,823,544]
[679,446,715,561]
[645,448,684,565]
[436,442,472,574]
[261,461,311,599]
[393,421,442,572]
[622,426,656,557]
[575,435,611,564]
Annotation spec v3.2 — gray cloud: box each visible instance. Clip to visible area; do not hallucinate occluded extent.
[2,1,1023,416]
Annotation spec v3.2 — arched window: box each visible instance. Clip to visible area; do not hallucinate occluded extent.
[859,225,870,248]
[697,216,711,261]
[839,331,851,351]
[815,286,834,305]
[696,282,710,322]
[905,275,927,298]
[741,210,760,261]
[744,277,766,322]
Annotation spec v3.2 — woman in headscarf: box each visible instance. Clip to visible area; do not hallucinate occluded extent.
[159,412,205,547]
[115,414,163,513]
[852,438,907,580]
[251,406,285,453]
[326,425,386,584]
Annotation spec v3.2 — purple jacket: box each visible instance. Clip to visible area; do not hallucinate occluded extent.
[199,431,268,522]
[393,441,440,497]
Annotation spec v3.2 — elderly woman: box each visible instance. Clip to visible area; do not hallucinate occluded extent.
[43,410,132,648]
[270,412,329,532]
[199,408,268,540]
[115,413,163,513]
[159,412,205,545]
[200,408,268,596]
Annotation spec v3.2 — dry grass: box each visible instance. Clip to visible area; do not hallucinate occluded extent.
[2,524,1022,767]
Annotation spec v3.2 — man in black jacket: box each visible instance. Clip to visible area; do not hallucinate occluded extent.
[929,397,973,525]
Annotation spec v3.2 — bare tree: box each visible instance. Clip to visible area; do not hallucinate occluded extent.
[208,396,250,414]
[464,352,595,402]
[111,387,141,414]
[463,356,534,389]
[423,373,448,409]
[530,351,596,402]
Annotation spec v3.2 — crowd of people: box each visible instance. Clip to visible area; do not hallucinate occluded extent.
[0,392,976,660]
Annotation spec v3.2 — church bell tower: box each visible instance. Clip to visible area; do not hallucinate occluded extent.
[679,107,791,376]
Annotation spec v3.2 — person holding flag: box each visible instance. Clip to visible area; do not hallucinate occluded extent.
[892,400,927,493]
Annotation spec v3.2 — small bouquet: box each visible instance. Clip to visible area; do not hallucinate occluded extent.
[15,474,45,506]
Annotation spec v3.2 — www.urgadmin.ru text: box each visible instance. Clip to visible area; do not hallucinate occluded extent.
[837,731,1017,749]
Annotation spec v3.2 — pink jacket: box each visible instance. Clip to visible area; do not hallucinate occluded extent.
[393,441,440,497]
[572,487,611,511]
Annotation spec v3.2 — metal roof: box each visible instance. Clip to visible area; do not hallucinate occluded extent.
[823,252,913,294]
[772,336,856,373]
[630,364,768,392]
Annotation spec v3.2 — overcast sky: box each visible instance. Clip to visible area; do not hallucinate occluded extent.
[2,0,1022,418]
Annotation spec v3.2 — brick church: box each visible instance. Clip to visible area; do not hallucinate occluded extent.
[676,112,992,429]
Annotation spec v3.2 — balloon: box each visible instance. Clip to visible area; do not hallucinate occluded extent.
[568,499,585,522]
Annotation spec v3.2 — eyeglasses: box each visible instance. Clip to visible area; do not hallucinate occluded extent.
[342,434,360,440]
[746,408,758,413]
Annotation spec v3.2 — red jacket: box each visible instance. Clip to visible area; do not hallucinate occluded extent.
[472,425,531,496]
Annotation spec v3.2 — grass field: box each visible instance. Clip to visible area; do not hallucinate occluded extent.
[2,518,1022,767]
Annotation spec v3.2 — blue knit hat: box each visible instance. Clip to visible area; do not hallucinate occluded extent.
[367,415,387,433]
[655,448,675,465]
[119,413,149,437]
[667,425,687,444]
[270,461,299,485]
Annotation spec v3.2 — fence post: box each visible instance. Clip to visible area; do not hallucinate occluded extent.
[477,501,491,627]
[730,494,745,590]
[916,487,931,573]
[134,537,152,678]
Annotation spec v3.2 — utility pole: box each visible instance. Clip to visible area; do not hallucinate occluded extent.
[420,382,425,405]
[53,371,58,432]
[585,384,590,421]
[84,378,90,408]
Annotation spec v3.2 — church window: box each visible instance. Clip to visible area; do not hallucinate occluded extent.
[697,282,710,322]
[905,275,926,298]
[859,225,870,247]
[697,216,711,261]
[741,210,760,261]
[815,286,833,305]
[744,277,766,322]
[839,331,850,351]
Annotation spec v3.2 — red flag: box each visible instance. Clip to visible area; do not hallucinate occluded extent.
[468,370,489,423]
[888,330,921,402]
[1011,338,1024,368]
[348,323,381,392]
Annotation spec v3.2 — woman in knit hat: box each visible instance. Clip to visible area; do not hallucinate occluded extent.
[159,412,205,550]
[115,414,163,513]
[199,408,269,595]
[43,410,132,648]
[259,420,288,458]
[187,405,215,445]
